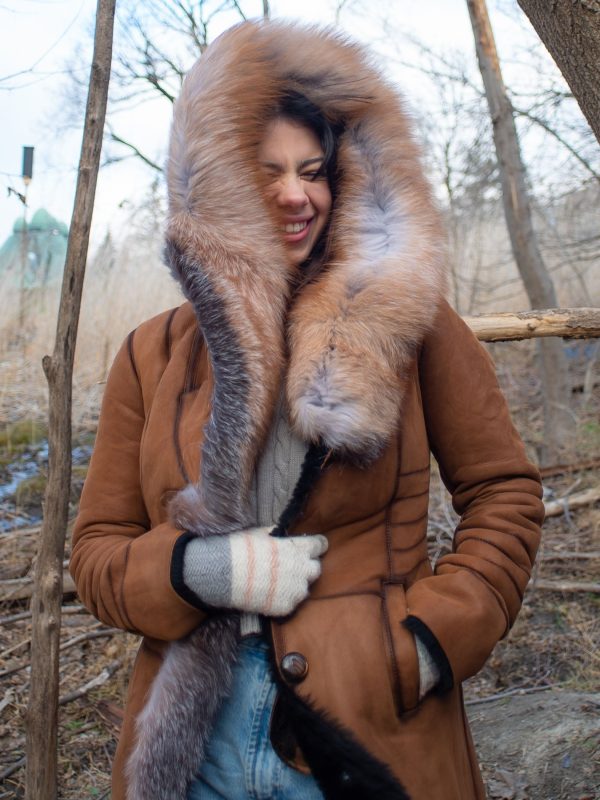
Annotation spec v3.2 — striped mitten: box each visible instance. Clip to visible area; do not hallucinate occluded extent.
[183,526,328,616]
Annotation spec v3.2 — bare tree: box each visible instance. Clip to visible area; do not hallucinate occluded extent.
[57,1,270,172]
[466,0,574,465]
[105,0,270,168]
[24,1,116,797]
[384,25,599,317]
[517,0,600,145]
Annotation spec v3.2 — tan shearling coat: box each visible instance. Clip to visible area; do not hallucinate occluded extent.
[70,20,544,800]
[71,301,543,800]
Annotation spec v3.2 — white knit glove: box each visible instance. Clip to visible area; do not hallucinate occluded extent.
[183,526,328,616]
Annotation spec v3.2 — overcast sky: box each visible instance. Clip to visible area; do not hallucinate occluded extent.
[0,0,536,249]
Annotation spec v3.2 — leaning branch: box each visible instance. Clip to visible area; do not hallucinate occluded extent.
[463,307,600,342]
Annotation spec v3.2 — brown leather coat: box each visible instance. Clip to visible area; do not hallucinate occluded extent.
[71,299,544,800]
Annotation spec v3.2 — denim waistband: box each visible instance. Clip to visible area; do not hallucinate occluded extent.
[239,633,269,652]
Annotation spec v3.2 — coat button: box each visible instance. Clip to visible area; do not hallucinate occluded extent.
[280,652,308,683]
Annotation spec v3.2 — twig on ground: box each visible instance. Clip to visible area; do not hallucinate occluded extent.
[60,627,120,653]
[1,637,31,659]
[59,659,121,706]
[0,688,14,714]
[539,550,600,561]
[465,683,561,706]
[544,486,600,517]
[0,659,31,679]
[0,525,41,541]
[539,457,600,478]
[0,570,76,601]
[531,579,600,593]
[0,756,25,780]
[0,624,115,678]
[0,605,87,626]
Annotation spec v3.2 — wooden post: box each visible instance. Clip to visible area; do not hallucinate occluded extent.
[24,2,116,798]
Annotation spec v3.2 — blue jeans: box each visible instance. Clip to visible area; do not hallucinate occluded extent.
[187,635,324,800]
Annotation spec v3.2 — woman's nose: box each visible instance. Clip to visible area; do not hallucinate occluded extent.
[276,175,309,208]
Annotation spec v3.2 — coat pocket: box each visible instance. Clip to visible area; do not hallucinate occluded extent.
[381,581,420,714]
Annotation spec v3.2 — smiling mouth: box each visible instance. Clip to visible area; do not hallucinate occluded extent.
[281,220,309,233]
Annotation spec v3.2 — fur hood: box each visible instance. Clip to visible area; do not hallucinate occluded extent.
[127,20,446,800]
[164,20,446,534]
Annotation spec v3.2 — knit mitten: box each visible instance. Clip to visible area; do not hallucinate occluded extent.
[415,635,441,699]
[183,527,328,616]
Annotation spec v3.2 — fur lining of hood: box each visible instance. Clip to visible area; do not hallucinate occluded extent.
[165,20,446,534]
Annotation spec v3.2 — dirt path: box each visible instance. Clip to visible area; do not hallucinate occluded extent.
[468,690,600,800]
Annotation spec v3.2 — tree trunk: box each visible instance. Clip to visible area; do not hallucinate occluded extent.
[24,2,116,798]
[466,0,574,466]
[517,0,600,146]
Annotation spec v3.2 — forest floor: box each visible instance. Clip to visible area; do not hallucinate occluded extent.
[0,341,599,799]
[0,455,598,799]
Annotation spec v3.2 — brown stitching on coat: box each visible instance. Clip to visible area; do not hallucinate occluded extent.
[385,454,403,580]
[458,684,485,798]
[310,589,383,601]
[119,541,137,632]
[387,557,429,584]
[444,549,526,602]
[164,307,178,361]
[110,541,136,633]
[457,524,538,558]
[173,391,191,484]
[185,327,204,392]
[126,330,141,387]
[389,510,428,528]
[397,465,430,478]
[380,589,402,716]
[390,532,427,553]
[308,504,387,536]
[455,535,531,575]
[172,327,204,484]
[394,488,429,501]
[435,561,513,631]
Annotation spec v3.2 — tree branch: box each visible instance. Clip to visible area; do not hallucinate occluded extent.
[514,104,600,181]
[106,130,163,171]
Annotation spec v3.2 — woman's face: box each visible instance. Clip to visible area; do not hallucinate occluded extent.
[258,118,332,266]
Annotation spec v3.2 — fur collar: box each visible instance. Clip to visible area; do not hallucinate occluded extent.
[165,21,445,535]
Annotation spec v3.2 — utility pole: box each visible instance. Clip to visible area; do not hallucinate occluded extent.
[12,146,34,333]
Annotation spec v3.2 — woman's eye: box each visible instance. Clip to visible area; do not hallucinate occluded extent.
[302,171,324,181]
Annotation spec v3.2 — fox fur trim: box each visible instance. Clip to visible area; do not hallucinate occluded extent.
[127,19,446,800]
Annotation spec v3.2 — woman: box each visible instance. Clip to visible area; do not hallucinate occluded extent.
[70,20,544,800]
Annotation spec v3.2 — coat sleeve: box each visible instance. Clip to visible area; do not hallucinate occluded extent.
[69,334,206,641]
[404,301,544,689]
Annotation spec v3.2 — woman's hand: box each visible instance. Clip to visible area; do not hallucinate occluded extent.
[183,527,328,616]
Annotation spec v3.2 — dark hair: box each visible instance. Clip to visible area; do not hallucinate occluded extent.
[272,90,341,276]
[273,90,340,199]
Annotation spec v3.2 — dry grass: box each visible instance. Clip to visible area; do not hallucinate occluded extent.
[0,222,182,429]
